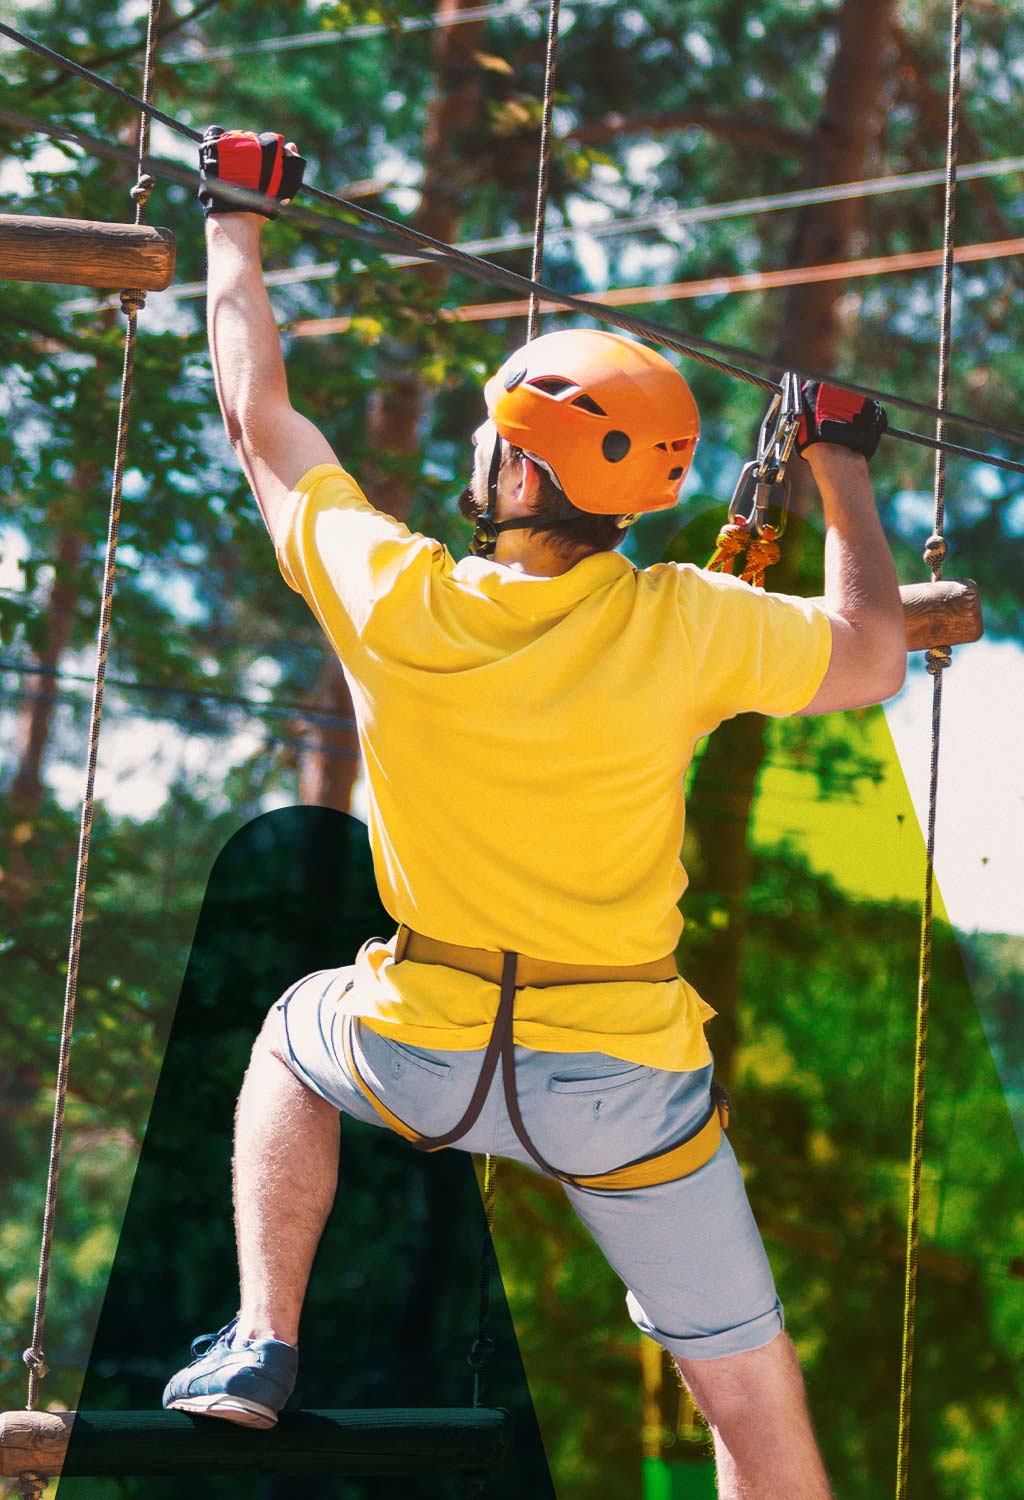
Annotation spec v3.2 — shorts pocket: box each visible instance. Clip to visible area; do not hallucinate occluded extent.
[548,1061,655,1095]
[370,1031,454,1081]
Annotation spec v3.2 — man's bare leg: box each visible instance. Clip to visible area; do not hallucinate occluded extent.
[675,1332,833,1500]
[232,1025,340,1346]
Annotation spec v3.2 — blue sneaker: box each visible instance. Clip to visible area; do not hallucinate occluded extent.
[162,1319,297,1429]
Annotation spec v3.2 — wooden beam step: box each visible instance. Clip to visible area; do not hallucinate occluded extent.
[0,214,175,291]
[0,1407,510,1478]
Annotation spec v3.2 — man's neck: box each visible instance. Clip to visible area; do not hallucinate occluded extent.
[491,534,595,577]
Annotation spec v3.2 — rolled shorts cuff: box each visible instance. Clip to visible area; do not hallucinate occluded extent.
[627,1293,785,1361]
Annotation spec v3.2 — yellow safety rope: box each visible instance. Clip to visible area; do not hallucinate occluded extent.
[705,521,781,590]
[895,0,962,1494]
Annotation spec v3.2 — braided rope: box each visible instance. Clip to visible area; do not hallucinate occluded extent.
[895,1,963,1495]
[469,1153,499,1408]
[704,522,781,589]
[15,1474,47,1500]
[21,0,163,1415]
[468,0,563,1413]
[527,0,561,341]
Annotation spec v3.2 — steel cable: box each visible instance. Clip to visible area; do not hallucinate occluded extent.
[3,23,1024,472]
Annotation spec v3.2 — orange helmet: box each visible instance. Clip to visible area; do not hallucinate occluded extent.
[483,329,700,516]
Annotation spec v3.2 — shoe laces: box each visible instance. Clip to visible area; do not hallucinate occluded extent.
[189,1318,239,1359]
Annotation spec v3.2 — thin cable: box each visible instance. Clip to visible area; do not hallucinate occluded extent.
[527,0,560,339]
[424,234,1024,322]
[895,1,963,1495]
[20,0,164,1416]
[162,0,613,62]
[61,153,1024,314]
[0,658,358,732]
[2,31,1024,463]
[4,97,1024,471]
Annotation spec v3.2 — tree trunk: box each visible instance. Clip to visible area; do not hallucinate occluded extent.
[682,0,897,1087]
[2,481,93,917]
[297,0,486,810]
[294,655,361,813]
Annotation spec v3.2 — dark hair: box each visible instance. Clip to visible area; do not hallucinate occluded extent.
[459,444,625,558]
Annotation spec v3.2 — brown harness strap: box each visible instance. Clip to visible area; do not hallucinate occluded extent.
[345,930,726,1191]
[395,925,679,988]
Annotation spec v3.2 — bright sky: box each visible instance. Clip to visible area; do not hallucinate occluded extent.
[753,637,1024,936]
[884,638,1024,936]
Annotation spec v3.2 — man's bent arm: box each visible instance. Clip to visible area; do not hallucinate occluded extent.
[206,213,338,541]
[798,445,906,715]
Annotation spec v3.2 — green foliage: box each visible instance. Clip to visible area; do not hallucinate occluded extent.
[2,0,1023,1494]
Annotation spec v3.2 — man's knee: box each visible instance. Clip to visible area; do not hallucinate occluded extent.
[252,998,290,1064]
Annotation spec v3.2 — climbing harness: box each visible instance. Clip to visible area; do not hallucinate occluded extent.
[343,929,728,1192]
[705,372,802,588]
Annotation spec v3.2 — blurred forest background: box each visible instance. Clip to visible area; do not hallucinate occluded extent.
[2,0,1023,1495]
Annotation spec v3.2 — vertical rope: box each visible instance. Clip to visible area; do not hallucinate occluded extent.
[526,0,562,341]
[21,0,164,1422]
[468,1153,499,1408]
[468,0,564,1412]
[894,2,962,1495]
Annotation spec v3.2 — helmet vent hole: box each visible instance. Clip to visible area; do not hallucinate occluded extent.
[671,438,690,451]
[529,376,576,396]
[668,467,684,481]
[571,393,607,416]
[602,430,631,463]
[655,441,668,451]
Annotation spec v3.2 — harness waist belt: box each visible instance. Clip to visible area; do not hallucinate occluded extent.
[393,925,679,988]
[344,927,726,1192]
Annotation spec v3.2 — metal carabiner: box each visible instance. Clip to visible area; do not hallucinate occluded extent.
[728,465,791,539]
[728,372,803,538]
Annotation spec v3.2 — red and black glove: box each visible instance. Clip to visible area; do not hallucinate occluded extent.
[197,127,306,218]
[796,381,887,461]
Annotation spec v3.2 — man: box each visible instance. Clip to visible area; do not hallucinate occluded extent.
[163,130,906,1500]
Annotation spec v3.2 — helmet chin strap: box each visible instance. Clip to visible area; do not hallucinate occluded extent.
[468,435,576,559]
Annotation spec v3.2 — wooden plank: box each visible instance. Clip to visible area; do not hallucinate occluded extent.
[0,1407,509,1478]
[900,577,982,652]
[0,215,175,291]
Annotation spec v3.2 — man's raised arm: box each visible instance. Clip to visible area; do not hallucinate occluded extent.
[796,387,906,715]
[202,132,338,542]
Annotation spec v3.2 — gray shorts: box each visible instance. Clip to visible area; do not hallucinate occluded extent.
[269,966,784,1362]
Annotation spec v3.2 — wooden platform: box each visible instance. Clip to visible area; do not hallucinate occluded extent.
[0,1407,510,1478]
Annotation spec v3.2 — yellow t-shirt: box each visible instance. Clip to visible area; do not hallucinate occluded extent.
[275,463,832,1069]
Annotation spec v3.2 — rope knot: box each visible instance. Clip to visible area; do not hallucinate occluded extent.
[17,1473,48,1500]
[22,1346,49,1380]
[926,644,952,675]
[119,287,147,315]
[705,523,750,575]
[739,526,781,588]
[467,1335,496,1370]
[130,172,156,206]
[923,533,948,572]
